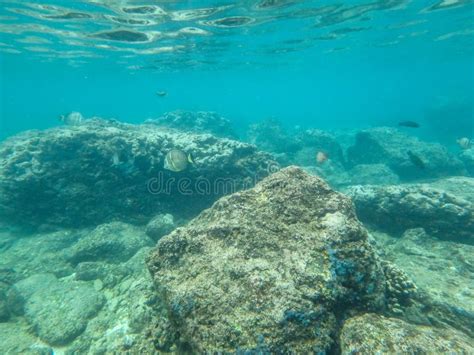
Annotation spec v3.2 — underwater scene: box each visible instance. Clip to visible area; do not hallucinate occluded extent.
[0,0,473,353]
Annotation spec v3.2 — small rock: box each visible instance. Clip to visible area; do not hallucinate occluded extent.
[145,214,176,241]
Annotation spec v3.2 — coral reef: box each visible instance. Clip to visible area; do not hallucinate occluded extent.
[346,127,465,180]
[147,167,388,353]
[347,178,474,243]
[0,119,274,228]
[145,110,238,139]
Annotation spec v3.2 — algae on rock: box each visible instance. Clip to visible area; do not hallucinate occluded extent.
[148,166,388,353]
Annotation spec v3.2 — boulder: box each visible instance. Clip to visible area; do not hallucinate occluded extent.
[348,164,399,185]
[246,118,300,156]
[347,127,465,180]
[145,110,238,139]
[340,313,473,353]
[65,222,153,265]
[0,119,274,228]
[373,228,474,326]
[459,148,474,176]
[8,273,104,345]
[148,167,388,353]
[145,213,176,241]
[347,180,474,243]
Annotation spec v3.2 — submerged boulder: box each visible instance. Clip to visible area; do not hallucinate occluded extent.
[340,313,473,353]
[64,222,153,265]
[459,148,474,176]
[347,127,465,180]
[0,119,274,228]
[8,273,104,346]
[347,178,474,243]
[147,167,388,353]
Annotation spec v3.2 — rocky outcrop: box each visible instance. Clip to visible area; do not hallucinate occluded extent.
[347,127,465,180]
[0,119,274,228]
[340,313,473,353]
[347,179,474,243]
[145,110,238,139]
[147,167,388,353]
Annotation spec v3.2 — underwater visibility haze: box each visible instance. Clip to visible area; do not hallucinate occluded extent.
[0,0,473,353]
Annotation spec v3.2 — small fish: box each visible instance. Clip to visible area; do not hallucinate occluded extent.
[316,151,328,164]
[398,121,420,128]
[164,149,194,172]
[456,137,472,150]
[59,111,84,126]
[407,150,425,169]
[156,91,167,97]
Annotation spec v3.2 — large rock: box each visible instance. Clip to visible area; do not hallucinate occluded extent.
[8,273,105,345]
[340,313,473,353]
[347,127,465,180]
[347,179,474,243]
[148,167,388,353]
[145,110,238,139]
[0,119,274,228]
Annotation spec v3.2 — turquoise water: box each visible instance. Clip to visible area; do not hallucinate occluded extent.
[1,0,472,139]
[0,1,473,353]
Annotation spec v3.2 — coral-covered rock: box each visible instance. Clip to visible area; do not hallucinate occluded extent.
[340,313,473,353]
[147,167,387,353]
[347,127,465,180]
[0,119,274,228]
[145,110,238,139]
[346,179,474,243]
